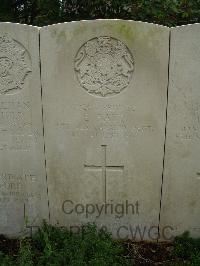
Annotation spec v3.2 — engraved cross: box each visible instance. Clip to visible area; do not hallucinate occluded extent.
[84,145,124,203]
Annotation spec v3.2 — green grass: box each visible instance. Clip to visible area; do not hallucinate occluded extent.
[171,231,200,266]
[0,223,131,266]
[0,225,200,266]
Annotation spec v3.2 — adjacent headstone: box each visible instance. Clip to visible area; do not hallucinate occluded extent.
[0,23,49,236]
[160,24,200,240]
[41,20,169,240]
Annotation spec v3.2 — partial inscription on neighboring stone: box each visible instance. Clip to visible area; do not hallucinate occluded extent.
[41,20,169,240]
[0,34,31,95]
[160,24,200,240]
[0,23,49,237]
[74,36,134,97]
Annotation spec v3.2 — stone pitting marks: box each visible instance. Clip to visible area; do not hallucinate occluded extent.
[74,36,134,97]
[0,35,31,95]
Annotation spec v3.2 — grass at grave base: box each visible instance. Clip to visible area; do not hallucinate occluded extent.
[170,231,200,265]
[0,222,131,266]
[0,224,200,266]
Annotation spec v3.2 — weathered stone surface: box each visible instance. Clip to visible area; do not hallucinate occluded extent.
[160,24,200,240]
[41,20,169,240]
[0,23,49,236]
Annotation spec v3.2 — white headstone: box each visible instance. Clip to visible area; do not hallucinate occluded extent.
[0,23,49,236]
[160,24,200,240]
[41,20,169,240]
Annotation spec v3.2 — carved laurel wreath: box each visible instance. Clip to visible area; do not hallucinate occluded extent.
[75,36,134,97]
[0,35,31,95]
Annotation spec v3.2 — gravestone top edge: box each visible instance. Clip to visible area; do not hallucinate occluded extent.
[170,22,200,31]
[1,20,199,30]
[0,22,39,30]
[40,19,170,30]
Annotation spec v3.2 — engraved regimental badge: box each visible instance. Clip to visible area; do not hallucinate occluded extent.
[0,35,31,95]
[75,36,134,97]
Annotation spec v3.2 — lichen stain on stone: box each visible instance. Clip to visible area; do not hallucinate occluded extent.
[51,21,167,50]
[74,24,89,36]
[56,30,67,42]
[50,27,57,38]
[72,22,135,44]
[110,23,135,43]
[49,28,71,44]
[109,21,167,50]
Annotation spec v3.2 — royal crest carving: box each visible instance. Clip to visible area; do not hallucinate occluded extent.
[0,35,31,95]
[75,36,134,97]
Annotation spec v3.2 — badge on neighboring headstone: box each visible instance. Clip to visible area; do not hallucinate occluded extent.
[0,34,31,95]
